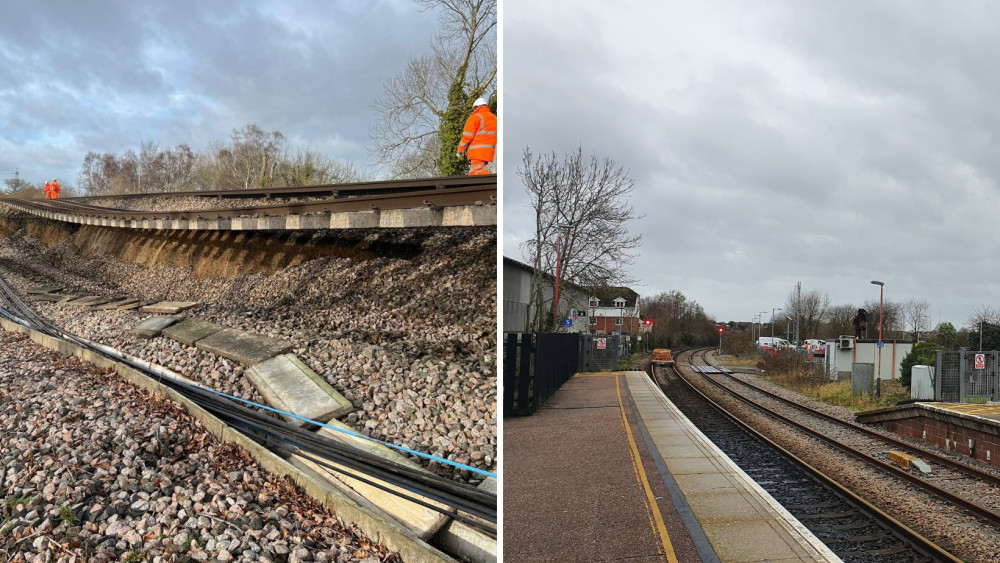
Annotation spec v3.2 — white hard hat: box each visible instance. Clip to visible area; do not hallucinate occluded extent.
[473,97,488,107]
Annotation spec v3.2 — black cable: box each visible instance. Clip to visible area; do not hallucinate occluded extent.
[0,275,497,524]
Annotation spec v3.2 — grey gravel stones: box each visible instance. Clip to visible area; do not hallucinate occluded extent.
[0,329,392,561]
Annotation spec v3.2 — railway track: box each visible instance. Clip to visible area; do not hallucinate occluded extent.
[0,174,496,233]
[687,349,1000,530]
[655,349,958,561]
[64,174,495,201]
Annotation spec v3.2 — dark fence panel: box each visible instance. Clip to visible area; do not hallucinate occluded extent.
[503,332,582,417]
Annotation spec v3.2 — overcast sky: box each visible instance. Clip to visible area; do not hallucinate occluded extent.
[503,0,1000,329]
[0,1,438,186]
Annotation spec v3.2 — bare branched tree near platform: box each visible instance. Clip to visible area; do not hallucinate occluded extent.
[784,286,829,341]
[519,146,642,332]
[369,0,496,178]
[825,304,856,337]
[902,298,932,340]
[861,297,902,340]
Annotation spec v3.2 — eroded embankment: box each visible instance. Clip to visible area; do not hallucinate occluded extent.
[0,217,422,278]
[0,215,497,480]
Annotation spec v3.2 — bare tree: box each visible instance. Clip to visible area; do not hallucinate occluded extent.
[861,298,903,340]
[901,298,932,339]
[369,0,496,177]
[826,304,856,337]
[519,146,642,332]
[273,149,367,187]
[216,124,285,189]
[784,286,829,341]
[967,304,1000,330]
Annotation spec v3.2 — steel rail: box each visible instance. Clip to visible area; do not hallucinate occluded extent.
[0,275,497,529]
[685,348,1000,530]
[60,175,496,201]
[700,351,1000,489]
[660,351,961,562]
[1,185,496,222]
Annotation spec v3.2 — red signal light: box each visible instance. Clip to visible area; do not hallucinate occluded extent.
[717,326,724,334]
[644,318,653,326]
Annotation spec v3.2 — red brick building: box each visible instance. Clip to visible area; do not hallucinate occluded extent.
[588,295,642,335]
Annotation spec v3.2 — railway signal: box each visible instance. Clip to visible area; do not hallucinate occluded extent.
[643,318,652,326]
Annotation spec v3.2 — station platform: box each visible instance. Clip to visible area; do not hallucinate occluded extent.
[857,401,1000,469]
[504,371,839,562]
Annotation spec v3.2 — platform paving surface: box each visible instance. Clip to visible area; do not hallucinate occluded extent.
[246,353,352,424]
[505,372,839,563]
[195,328,294,364]
[130,315,184,338]
[504,373,702,563]
[161,317,223,346]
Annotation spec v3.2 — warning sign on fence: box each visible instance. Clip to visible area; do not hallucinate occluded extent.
[596,338,607,350]
[976,353,986,370]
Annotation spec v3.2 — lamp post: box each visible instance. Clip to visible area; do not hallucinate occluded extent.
[759,311,767,347]
[772,308,782,345]
[871,281,884,379]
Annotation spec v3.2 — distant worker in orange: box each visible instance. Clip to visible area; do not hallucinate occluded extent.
[43,180,52,199]
[456,97,496,175]
[49,178,60,199]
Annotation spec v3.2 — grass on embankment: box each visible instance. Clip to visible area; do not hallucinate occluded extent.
[762,368,910,412]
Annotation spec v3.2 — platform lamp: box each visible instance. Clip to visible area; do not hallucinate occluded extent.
[871,280,884,380]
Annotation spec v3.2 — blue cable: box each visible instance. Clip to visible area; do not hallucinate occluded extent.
[184,379,497,479]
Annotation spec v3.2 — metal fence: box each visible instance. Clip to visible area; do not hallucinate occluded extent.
[503,333,582,417]
[502,333,624,416]
[584,334,620,372]
[935,350,1000,403]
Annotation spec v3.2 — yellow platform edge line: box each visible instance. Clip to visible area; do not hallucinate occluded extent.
[616,375,678,563]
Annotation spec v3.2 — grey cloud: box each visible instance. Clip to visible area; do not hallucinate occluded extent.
[505,0,1000,325]
[0,1,439,184]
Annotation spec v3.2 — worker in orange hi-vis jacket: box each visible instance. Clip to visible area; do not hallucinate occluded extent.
[456,97,497,176]
[43,180,52,199]
[49,178,61,199]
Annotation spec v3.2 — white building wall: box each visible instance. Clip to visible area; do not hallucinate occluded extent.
[825,336,914,381]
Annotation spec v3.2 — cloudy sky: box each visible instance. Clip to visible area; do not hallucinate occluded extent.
[503,0,1000,328]
[0,1,439,186]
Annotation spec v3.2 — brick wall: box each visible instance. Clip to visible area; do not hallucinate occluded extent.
[884,416,1000,466]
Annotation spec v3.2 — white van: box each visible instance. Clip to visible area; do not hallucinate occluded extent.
[758,337,792,350]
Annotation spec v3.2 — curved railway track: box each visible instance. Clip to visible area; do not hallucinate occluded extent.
[652,353,953,561]
[0,175,496,233]
[64,174,495,201]
[686,349,1000,530]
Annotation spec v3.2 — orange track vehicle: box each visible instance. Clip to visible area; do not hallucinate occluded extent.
[651,348,674,366]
